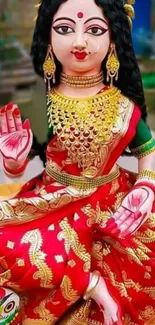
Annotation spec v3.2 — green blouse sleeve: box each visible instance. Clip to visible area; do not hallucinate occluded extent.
[129,119,155,158]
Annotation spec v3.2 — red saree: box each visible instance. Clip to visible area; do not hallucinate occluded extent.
[0,88,155,325]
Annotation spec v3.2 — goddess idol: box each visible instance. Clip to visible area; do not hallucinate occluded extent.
[0,0,155,324]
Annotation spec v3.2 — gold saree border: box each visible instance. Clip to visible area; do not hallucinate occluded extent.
[23,319,52,325]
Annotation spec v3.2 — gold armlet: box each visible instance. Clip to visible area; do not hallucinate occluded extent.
[83,271,100,301]
[137,170,155,182]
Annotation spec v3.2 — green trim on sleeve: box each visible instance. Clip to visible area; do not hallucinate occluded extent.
[129,119,153,149]
[131,138,155,158]
[129,118,155,158]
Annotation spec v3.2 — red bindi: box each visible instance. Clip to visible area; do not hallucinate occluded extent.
[77,12,84,19]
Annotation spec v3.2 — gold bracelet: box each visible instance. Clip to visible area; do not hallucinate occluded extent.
[83,271,100,301]
[137,170,155,181]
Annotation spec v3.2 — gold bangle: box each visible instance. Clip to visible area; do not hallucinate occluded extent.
[83,271,100,301]
[137,170,155,181]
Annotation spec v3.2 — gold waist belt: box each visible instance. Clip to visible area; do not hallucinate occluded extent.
[45,163,120,190]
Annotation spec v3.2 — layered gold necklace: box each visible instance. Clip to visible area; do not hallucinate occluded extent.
[60,72,104,88]
[47,86,121,173]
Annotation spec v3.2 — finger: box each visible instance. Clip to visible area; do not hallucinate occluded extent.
[0,105,6,114]
[122,216,144,236]
[119,213,134,233]
[133,211,142,220]
[6,103,18,132]
[23,119,31,130]
[13,108,23,131]
[113,207,125,221]
[107,208,130,232]
[110,210,133,235]
[106,218,118,231]
[0,106,8,135]
[121,211,149,237]
[116,210,131,227]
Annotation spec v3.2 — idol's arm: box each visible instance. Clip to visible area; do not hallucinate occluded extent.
[131,119,155,183]
[129,118,155,169]
[138,150,155,172]
[100,119,155,238]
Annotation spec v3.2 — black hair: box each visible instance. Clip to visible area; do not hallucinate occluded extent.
[31,0,147,121]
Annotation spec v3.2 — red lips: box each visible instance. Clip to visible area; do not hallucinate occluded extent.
[73,51,87,60]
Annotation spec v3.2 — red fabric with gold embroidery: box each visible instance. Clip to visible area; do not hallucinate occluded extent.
[0,103,155,325]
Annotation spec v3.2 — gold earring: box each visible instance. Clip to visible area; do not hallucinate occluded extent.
[106,43,120,86]
[43,44,56,92]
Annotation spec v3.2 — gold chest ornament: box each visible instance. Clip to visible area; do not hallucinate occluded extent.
[47,87,130,177]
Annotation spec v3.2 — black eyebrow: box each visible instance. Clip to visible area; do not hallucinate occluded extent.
[84,17,108,25]
[53,17,75,24]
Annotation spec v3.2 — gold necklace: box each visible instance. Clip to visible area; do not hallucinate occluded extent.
[47,87,121,173]
[60,72,104,88]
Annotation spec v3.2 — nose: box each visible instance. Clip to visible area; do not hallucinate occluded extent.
[72,33,87,51]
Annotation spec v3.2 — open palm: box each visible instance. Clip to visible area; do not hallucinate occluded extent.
[0,103,33,164]
[104,186,154,238]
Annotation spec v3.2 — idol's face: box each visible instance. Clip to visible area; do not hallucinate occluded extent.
[51,0,110,75]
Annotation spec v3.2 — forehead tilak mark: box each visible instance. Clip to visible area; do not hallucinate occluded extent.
[77,12,84,19]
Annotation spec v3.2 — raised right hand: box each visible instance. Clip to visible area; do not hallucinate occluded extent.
[0,103,33,169]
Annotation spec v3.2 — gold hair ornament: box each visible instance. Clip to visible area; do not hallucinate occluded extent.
[124,0,135,29]
[34,1,42,22]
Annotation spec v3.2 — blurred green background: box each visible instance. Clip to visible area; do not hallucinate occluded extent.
[0,0,155,144]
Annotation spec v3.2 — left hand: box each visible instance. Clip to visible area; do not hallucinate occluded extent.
[104,186,154,238]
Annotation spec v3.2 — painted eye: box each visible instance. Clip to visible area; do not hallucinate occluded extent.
[87,27,107,36]
[4,301,15,313]
[53,26,74,34]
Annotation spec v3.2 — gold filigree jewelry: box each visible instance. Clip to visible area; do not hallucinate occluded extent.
[137,170,155,182]
[43,45,56,91]
[47,87,122,172]
[83,271,101,300]
[60,72,104,88]
[106,43,120,86]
